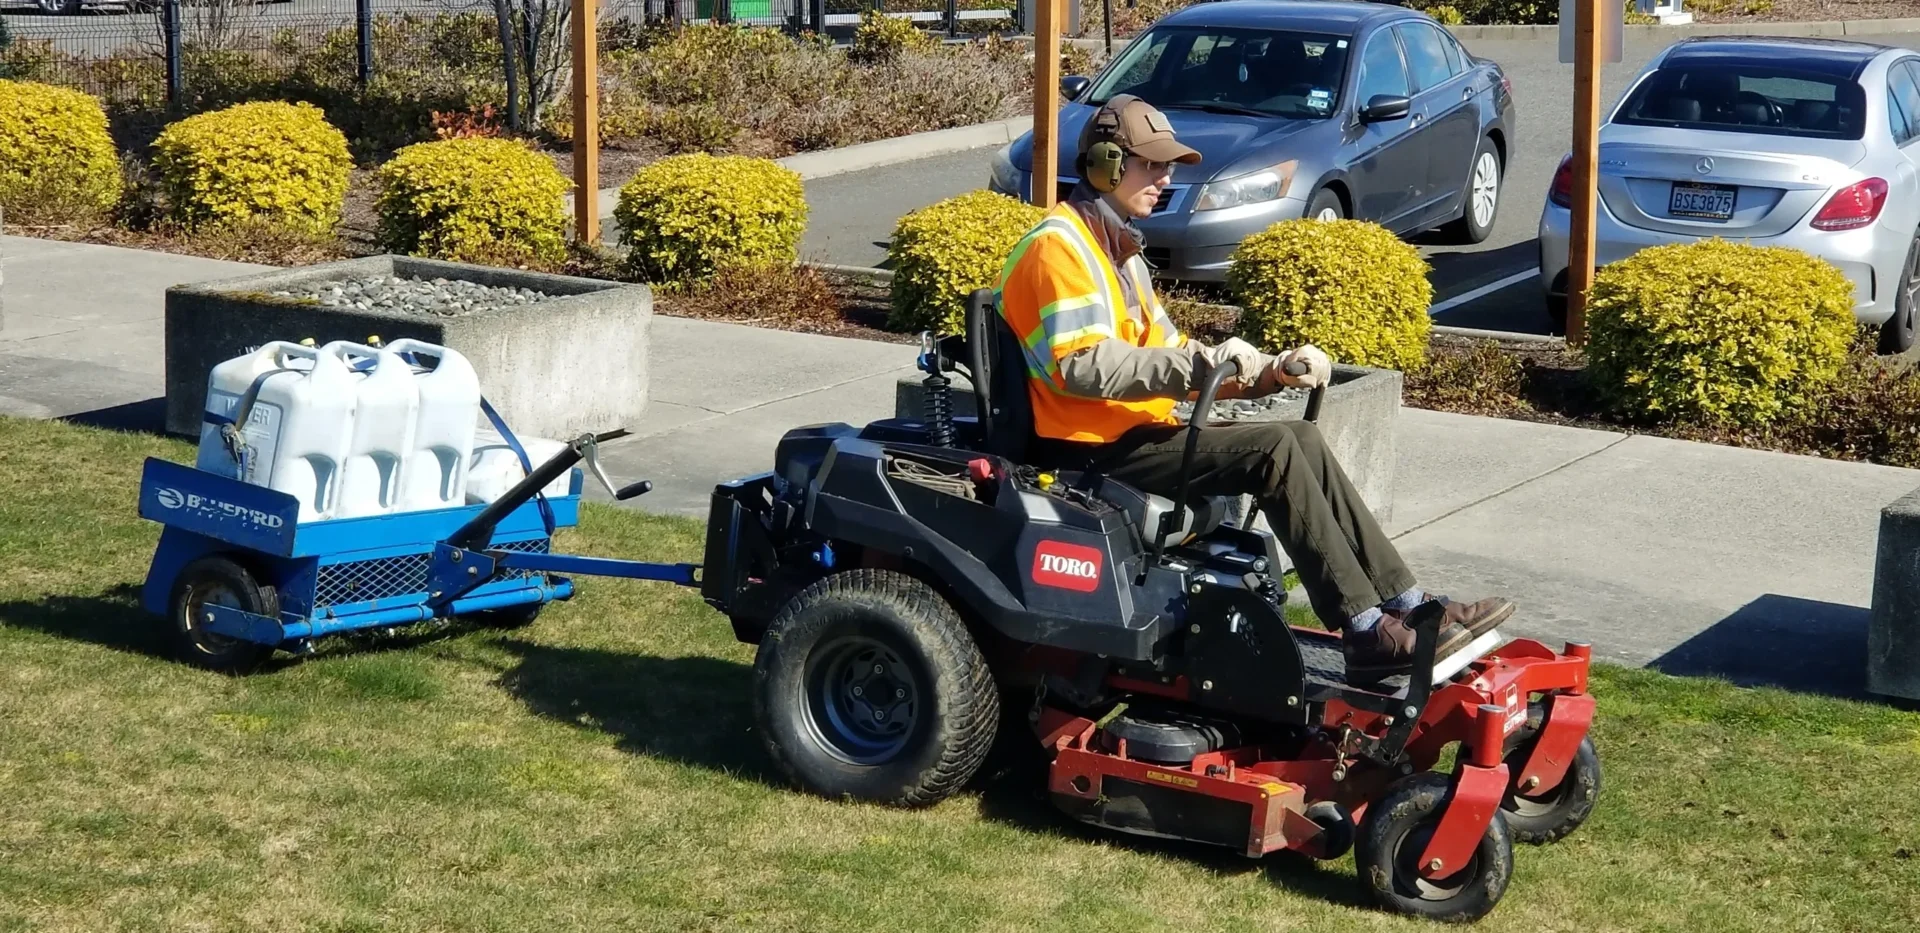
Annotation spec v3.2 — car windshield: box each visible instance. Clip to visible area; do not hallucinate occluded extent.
[1085,26,1353,120]
[1613,64,1866,139]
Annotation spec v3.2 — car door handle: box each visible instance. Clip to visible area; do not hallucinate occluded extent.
[1463,87,1474,101]
[1411,113,1426,127]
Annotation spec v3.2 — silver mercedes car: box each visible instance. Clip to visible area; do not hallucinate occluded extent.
[1538,36,1920,352]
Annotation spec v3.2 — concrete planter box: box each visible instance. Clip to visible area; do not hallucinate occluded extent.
[164,255,652,441]
[1870,486,1920,700]
[895,363,1402,539]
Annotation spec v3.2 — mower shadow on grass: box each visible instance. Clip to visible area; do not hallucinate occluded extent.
[0,584,173,659]
[497,640,1368,909]
[492,639,775,783]
[1650,594,1870,701]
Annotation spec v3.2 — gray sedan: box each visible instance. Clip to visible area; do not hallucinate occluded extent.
[987,0,1517,283]
[1538,36,1920,352]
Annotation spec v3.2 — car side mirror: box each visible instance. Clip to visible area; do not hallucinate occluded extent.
[1359,94,1412,122]
[1061,75,1092,99]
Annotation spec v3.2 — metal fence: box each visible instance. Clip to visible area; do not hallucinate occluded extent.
[0,0,1031,115]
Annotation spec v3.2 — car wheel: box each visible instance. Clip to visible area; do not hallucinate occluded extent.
[1306,188,1344,222]
[1879,234,1919,355]
[1443,139,1500,244]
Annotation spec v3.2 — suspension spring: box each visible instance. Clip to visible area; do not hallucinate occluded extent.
[923,371,955,448]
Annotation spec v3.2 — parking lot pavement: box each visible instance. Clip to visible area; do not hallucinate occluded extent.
[802,29,1920,335]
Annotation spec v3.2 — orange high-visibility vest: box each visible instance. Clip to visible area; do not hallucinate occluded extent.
[995,203,1185,444]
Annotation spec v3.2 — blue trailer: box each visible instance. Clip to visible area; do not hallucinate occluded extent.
[138,432,697,672]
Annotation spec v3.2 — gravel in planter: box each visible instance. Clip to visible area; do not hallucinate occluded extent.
[1175,387,1312,421]
[270,275,554,317]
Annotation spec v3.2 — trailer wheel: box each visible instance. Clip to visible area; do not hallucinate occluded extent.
[752,569,998,808]
[170,556,277,674]
[1356,772,1512,924]
[1499,706,1600,845]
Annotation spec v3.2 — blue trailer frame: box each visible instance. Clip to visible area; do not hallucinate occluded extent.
[139,439,702,663]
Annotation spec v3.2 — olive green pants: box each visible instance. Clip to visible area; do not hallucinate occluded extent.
[1031,420,1417,630]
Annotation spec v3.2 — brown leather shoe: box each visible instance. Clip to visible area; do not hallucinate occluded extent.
[1387,595,1514,641]
[1344,613,1472,681]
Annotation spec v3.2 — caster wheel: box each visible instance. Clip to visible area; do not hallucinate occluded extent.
[1500,704,1601,844]
[1304,800,1354,860]
[470,595,544,630]
[1355,772,1513,923]
[752,569,999,808]
[169,556,277,674]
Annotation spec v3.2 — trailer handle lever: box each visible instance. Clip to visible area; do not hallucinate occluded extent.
[576,434,652,501]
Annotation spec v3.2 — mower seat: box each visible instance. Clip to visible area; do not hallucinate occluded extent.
[959,289,1232,551]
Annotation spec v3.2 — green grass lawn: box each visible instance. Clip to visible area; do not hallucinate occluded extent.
[2,415,1918,932]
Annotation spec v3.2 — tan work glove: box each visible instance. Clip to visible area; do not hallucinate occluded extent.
[1275,344,1333,389]
[1196,337,1269,395]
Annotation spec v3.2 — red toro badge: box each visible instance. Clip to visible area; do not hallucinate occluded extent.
[1032,540,1104,592]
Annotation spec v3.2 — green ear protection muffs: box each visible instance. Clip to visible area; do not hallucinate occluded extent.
[1086,140,1125,192]
[1084,104,1127,193]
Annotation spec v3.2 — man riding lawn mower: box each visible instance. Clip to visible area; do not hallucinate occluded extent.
[710,95,1601,924]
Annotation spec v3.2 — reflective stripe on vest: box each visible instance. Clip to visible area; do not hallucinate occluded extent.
[997,210,1126,384]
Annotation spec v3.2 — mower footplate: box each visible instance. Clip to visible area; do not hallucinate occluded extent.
[1294,627,1508,698]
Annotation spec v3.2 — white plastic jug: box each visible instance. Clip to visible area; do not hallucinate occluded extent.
[325,341,420,519]
[196,341,357,523]
[196,340,309,476]
[467,426,571,505]
[384,338,482,512]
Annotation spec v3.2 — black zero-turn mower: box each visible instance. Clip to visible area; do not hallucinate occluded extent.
[697,289,1599,923]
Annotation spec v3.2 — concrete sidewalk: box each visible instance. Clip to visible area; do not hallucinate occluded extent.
[3,236,1908,698]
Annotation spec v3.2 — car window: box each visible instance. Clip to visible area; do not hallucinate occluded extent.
[1889,60,1920,144]
[1094,28,1175,100]
[1890,63,1920,143]
[1086,26,1354,119]
[1438,27,1467,76]
[1614,63,1867,140]
[1355,31,1410,105]
[1395,23,1453,94]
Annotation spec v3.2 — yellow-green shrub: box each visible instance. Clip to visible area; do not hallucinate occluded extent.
[887,189,1043,334]
[1227,218,1432,371]
[850,9,937,65]
[0,79,121,224]
[152,101,351,236]
[614,153,806,282]
[374,136,571,266]
[1584,239,1856,426]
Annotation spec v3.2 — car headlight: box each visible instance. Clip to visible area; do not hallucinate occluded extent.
[1195,161,1298,211]
[990,145,1021,195]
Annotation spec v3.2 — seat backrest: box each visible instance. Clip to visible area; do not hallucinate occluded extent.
[964,288,1035,462]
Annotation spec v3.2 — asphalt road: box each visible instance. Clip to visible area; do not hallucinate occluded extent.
[801,30,1920,335]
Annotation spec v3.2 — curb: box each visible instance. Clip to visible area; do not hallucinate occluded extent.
[1064,15,1920,45]
[576,116,1030,221]
[1442,16,1920,39]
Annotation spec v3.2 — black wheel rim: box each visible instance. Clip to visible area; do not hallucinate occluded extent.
[804,635,922,766]
[182,581,242,655]
[1391,821,1482,901]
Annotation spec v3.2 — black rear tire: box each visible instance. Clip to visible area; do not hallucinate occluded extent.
[1441,138,1500,244]
[169,555,277,674]
[1356,772,1513,924]
[752,569,999,807]
[1879,235,1919,355]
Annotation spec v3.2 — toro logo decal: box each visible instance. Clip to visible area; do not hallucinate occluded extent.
[1032,540,1104,592]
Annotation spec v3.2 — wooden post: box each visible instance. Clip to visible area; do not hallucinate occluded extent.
[1032,0,1061,209]
[572,0,601,245]
[1566,0,1600,346]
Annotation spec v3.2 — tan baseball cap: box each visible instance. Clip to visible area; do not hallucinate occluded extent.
[1079,94,1202,165]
